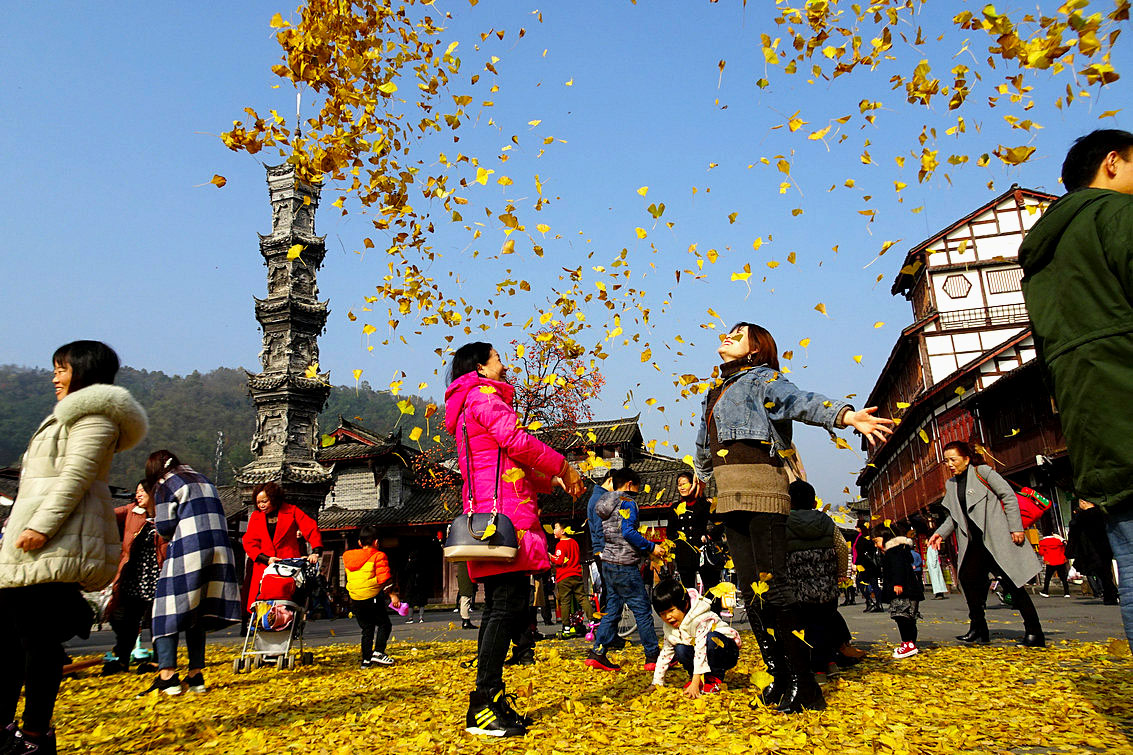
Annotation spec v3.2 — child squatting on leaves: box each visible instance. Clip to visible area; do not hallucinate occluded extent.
[343,525,401,668]
[648,578,742,697]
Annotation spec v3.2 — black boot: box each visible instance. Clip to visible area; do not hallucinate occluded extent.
[749,630,791,708]
[1018,631,1046,648]
[956,620,990,644]
[775,611,825,714]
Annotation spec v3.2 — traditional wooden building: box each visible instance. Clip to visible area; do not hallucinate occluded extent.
[857,186,1074,532]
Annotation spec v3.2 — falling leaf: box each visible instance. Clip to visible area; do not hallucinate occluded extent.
[814,303,828,316]
[408,427,423,442]
[287,244,305,260]
[209,174,227,188]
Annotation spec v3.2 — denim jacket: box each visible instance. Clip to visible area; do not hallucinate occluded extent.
[693,365,850,482]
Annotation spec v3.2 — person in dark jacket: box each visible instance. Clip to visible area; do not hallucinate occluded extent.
[1018,129,1133,647]
[875,525,925,659]
[1067,500,1118,604]
[669,472,713,591]
[855,525,884,613]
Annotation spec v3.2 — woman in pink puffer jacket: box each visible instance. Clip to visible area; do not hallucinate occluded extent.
[444,342,583,738]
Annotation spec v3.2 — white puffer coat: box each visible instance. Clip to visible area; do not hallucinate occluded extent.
[0,384,148,590]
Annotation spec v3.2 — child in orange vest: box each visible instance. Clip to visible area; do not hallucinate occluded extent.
[343,525,401,668]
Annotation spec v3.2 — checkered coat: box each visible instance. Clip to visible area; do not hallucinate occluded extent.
[151,466,241,638]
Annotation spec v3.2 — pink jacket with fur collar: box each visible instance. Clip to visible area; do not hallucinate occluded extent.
[444,372,564,580]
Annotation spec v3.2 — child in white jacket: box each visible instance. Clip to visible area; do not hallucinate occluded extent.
[649,578,742,698]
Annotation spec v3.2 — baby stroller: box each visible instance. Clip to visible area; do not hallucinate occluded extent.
[234,558,316,673]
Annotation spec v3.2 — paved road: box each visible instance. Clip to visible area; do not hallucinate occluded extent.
[67,588,1125,659]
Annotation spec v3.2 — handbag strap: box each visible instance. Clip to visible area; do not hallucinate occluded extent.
[973,466,1013,516]
[461,416,503,517]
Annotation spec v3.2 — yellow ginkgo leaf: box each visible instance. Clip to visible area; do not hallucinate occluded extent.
[320,434,336,448]
[723,558,734,569]
[637,186,649,197]
[209,174,227,188]
[618,508,632,520]
[352,369,363,381]
[502,468,526,483]
[792,629,812,647]
[635,227,647,239]
[304,362,319,378]
[814,302,828,316]
[676,531,687,541]
[397,399,415,415]
[919,429,930,443]
[479,385,497,394]
[717,449,729,459]
[480,522,497,540]
[409,427,423,442]
[674,502,687,516]
[287,244,305,260]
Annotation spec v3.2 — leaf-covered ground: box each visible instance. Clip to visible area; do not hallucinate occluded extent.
[52,638,1133,754]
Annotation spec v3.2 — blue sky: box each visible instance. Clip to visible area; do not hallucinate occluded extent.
[3,1,1130,505]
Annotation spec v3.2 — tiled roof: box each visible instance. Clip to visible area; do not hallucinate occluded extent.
[534,415,643,450]
[217,485,247,520]
[316,439,398,462]
[317,485,461,530]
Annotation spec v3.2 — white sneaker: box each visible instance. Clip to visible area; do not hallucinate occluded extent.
[1064,593,1071,598]
[892,642,919,660]
[405,618,415,624]
[1039,592,1050,598]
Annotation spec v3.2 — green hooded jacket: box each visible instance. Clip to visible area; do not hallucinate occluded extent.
[1018,188,1133,512]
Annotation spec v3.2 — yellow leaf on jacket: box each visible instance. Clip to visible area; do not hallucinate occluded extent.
[502,468,525,483]
[479,386,497,394]
[618,508,632,520]
[674,502,687,516]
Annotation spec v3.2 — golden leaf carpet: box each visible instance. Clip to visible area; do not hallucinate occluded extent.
[49,638,1133,754]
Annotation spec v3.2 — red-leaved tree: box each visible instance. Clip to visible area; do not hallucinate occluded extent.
[509,323,605,431]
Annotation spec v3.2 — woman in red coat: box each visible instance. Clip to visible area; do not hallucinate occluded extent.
[242,482,323,612]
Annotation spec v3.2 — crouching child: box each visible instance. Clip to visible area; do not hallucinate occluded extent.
[649,577,742,698]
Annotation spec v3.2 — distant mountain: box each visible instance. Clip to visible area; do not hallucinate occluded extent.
[0,365,439,490]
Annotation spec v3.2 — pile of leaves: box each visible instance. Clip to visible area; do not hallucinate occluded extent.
[51,637,1133,753]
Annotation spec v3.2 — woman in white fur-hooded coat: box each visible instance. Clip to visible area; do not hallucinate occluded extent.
[0,354,147,590]
[0,340,146,751]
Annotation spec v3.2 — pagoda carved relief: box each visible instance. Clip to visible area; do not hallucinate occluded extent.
[236,163,333,516]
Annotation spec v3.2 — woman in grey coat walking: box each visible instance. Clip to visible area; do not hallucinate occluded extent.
[139,450,241,696]
[928,441,1044,647]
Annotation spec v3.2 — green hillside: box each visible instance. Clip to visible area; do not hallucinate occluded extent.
[0,365,440,489]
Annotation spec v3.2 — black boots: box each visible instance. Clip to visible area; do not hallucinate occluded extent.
[751,631,791,708]
[776,673,828,713]
[775,614,825,713]
[956,621,990,644]
[1018,632,1046,648]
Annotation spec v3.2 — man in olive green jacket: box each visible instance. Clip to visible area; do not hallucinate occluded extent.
[1018,128,1133,647]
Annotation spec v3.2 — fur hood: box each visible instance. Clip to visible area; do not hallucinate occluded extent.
[885,536,914,550]
[53,384,148,452]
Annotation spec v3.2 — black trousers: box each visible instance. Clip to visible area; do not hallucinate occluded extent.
[895,616,918,643]
[475,572,529,693]
[0,583,91,732]
[723,511,791,632]
[109,594,152,664]
[352,594,392,659]
[1043,563,1070,595]
[959,534,1042,634]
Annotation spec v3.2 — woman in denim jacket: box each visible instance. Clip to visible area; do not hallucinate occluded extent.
[692,322,892,713]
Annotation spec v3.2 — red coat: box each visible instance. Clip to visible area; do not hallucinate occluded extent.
[242,503,323,611]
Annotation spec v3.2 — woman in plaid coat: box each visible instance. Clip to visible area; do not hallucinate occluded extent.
[139,450,241,696]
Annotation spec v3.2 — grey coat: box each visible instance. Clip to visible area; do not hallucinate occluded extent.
[933,464,1040,589]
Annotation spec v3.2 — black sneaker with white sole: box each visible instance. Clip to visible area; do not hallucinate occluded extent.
[7,728,56,755]
[370,651,395,666]
[465,691,525,737]
[137,674,182,697]
[184,673,206,693]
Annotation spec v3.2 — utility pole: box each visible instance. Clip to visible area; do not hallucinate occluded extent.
[214,430,224,484]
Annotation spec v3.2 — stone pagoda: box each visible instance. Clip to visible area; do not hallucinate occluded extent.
[236,163,333,516]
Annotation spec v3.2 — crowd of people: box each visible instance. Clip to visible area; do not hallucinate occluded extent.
[0,129,1130,749]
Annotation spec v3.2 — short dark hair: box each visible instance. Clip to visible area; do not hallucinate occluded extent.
[144,449,181,491]
[252,482,285,509]
[359,524,380,546]
[942,440,983,465]
[871,524,895,541]
[611,467,641,490]
[728,322,780,371]
[651,577,691,615]
[789,480,817,511]
[1062,129,1133,192]
[53,340,119,391]
[448,342,494,384]
[676,471,694,486]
